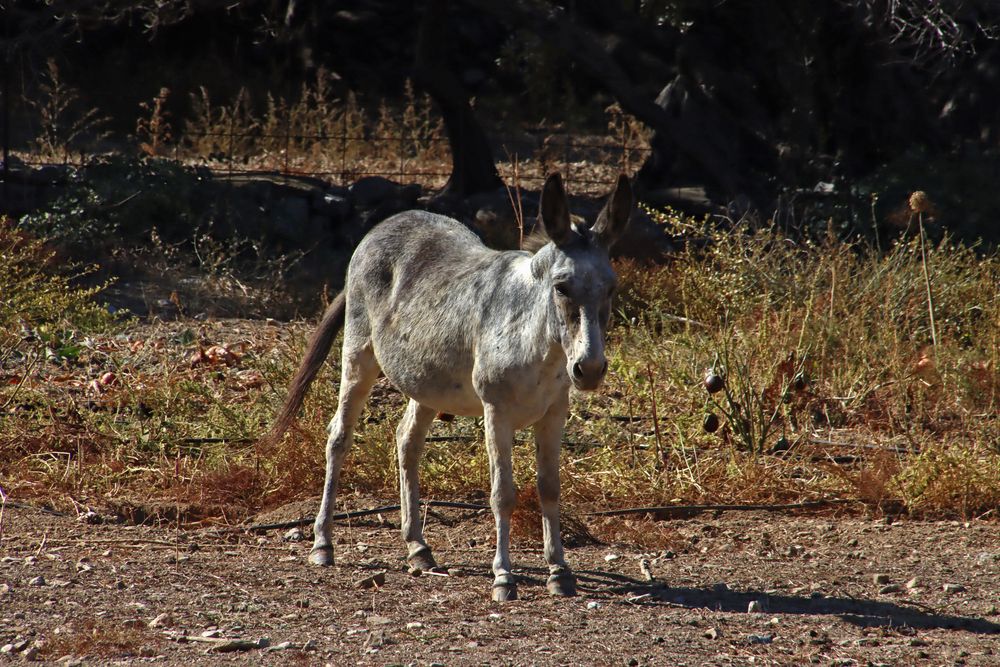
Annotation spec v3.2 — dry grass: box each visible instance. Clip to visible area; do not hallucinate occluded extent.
[39,618,161,660]
[3,159,999,525]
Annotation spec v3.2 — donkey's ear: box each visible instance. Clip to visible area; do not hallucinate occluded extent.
[592,173,633,249]
[538,172,573,247]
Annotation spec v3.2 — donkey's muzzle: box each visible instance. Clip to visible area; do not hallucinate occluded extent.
[571,357,608,391]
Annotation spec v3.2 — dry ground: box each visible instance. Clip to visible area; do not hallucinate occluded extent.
[2,500,999,666]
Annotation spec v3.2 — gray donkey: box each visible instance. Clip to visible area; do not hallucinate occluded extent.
[267,172,632,601]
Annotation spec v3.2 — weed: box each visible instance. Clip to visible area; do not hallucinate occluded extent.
[136,87,173,157]
[25,59,110,158]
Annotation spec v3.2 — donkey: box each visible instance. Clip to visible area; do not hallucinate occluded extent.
[267,172,633,601]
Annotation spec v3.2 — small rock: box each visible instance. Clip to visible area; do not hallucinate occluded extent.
[0,645,13,655]
[265,641,293,652]
[879,584,902,594]
[283,528,304,542]
[22,647,39,661]
[302,639,317,651]
[909,638,929,647]
[0,583,10,595]
[704,628,719,640]
[873,573,891,585]
[747,600,764,613]
[488,613,501,621]
[905,577,921,589]
[406,622,424,630]
[366,615,392,626]
[355,571,387,589]
[746,634,774,645]
[604,553,620,563]
[586,601,601,610]
[28,576,46,587]
[627,659,639,666]
[943,583,966,594]
[148,613,172,629]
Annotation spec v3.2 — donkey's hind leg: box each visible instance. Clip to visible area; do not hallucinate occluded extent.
[310,339,380,566]
[396,400,439,570]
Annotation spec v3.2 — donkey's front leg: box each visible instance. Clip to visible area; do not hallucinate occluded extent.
[484,404,517,601]
[534,394,576,596]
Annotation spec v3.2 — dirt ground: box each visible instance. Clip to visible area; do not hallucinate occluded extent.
[2,500,999,667]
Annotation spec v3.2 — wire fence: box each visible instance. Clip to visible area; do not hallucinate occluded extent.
[8,104,652,198]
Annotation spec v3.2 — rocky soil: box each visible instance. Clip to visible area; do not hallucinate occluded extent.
[2,501,998,666]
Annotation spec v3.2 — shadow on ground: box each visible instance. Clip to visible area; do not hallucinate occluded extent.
[490,566,1000,634]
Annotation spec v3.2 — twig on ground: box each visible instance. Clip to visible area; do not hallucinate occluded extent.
[0,484,7,544]
[248,500,489,532]
[586,499,858,518]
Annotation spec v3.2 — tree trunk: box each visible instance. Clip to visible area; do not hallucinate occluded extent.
[414,0,502,197]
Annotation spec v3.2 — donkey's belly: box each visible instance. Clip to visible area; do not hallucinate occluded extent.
[374,342,485,416]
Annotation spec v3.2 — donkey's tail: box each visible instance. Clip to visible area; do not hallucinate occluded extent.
[264,291,347,445]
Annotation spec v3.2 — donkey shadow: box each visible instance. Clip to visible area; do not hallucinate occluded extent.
[505,566,1000,634]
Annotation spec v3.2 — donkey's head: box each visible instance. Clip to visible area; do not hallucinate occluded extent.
[531,172,633,391]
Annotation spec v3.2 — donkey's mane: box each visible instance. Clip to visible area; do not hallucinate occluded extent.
[520,217,592,254]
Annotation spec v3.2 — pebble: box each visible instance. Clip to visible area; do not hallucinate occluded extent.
[703,628,719,640]
[943,583,966,594]
[879,584,902,594]
[873,573,891,585]
[355,571,387,589]
[22,647,39,661]
[265,641,293,652]
[283,528,304,542]
[28,576,46,587]
[148,613,172,629]
[303,639,317,651]
[906,577,921,589]
[604,554,620,563]
[406,622,424,630]
[745,634,773,645]
[586,601,601,610]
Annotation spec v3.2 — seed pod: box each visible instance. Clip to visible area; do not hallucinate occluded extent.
[704,372,725,394]
[703,413,721,433]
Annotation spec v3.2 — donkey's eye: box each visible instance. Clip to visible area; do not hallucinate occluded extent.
[554,283,571,297]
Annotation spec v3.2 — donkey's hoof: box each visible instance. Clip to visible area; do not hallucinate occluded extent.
[546,572,577,597]
[308,546,334,566]
[491,574,518,602]
[406,546,438,572]
[491,583,518,602]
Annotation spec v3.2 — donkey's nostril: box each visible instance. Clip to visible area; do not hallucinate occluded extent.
[572,362,584,379]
